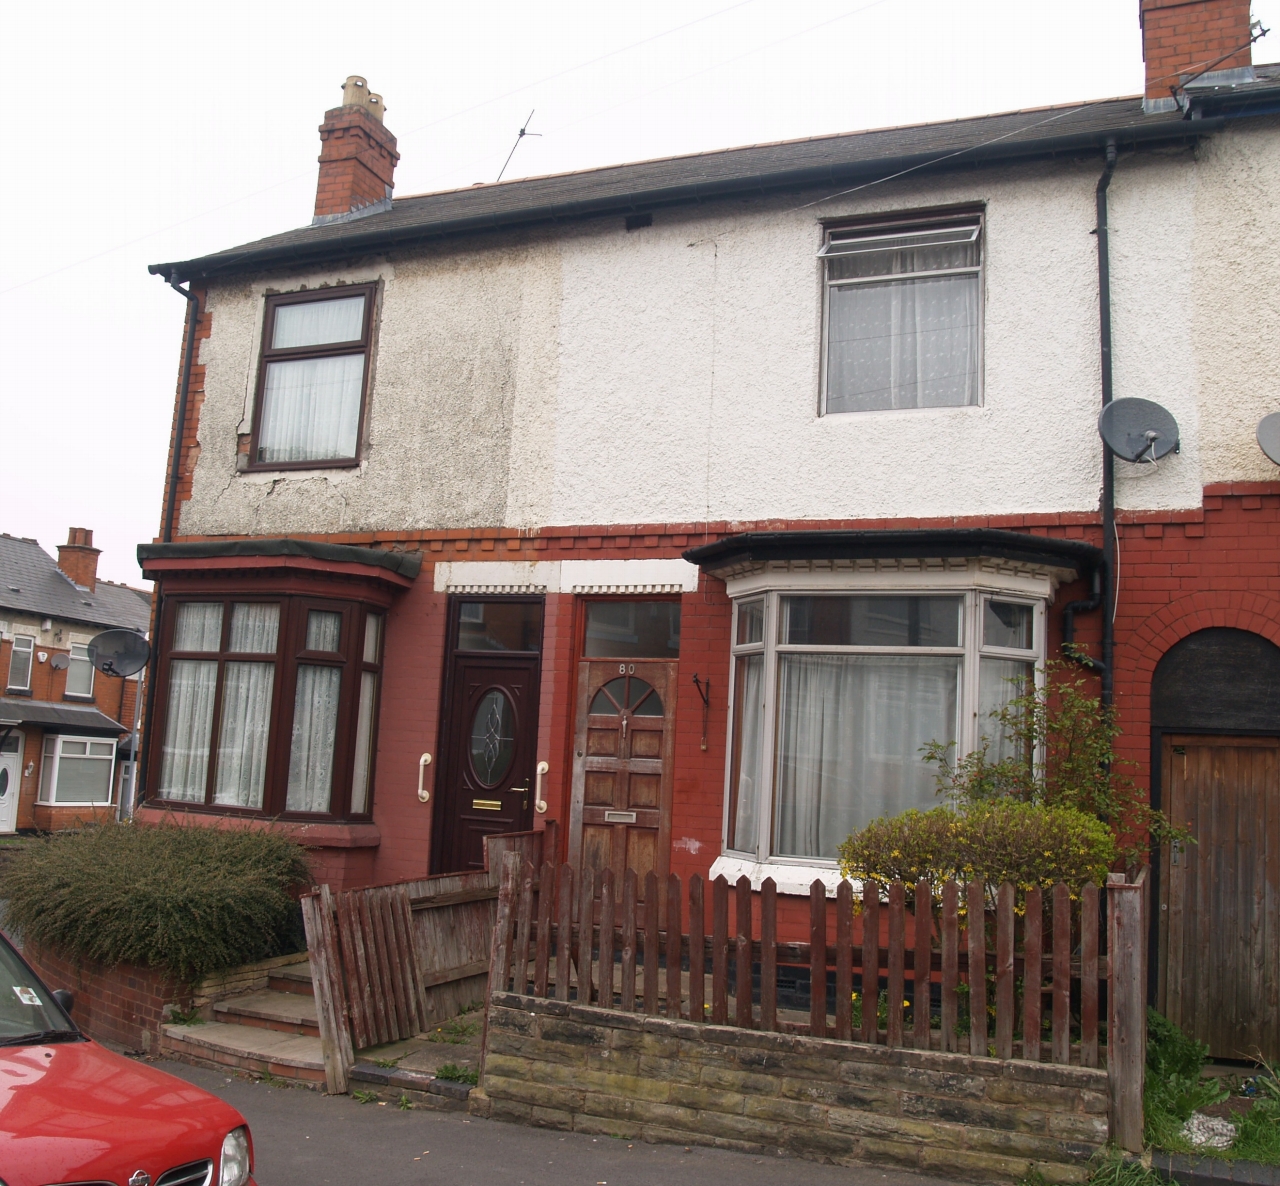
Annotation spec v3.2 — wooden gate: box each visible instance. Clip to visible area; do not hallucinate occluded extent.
[1159,734,1280,1061]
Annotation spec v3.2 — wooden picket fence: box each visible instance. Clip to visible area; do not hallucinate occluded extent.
[487,857,1149,1145]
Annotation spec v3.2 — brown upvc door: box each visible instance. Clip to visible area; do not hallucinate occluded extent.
[432,599,543,874]
[1158,733,1280,1061]
[569,660,676,900]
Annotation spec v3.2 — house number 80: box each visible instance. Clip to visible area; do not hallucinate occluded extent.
[618,663,635,674]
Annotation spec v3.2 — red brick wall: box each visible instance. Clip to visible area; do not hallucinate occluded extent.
[314,107,399,219]
[21,941,177,1052]
[1141,0,1253,98]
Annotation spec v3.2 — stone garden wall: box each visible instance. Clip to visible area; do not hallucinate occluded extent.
[479,992,1110,1184]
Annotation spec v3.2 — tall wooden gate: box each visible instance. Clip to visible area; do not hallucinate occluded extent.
[1159,734,1280,1061]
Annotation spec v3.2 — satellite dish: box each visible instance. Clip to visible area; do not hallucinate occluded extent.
[1098,398,1180,463]
[87,630,150,678]
[1257,413,1280,466]
[49,653,69,671]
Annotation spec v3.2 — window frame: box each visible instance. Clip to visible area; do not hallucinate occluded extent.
[7,635,34,693]
[148,594,384,820]
[38,734,117,807]
[63,643,94,700]
[247,283,378,473]
[818,210,986,417]
[723,584,1043,869]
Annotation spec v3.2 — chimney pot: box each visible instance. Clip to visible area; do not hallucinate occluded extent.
[313,76,399,224]
[57,527,100,593]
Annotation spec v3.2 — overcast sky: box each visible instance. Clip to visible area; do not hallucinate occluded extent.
[3,0,1276,587]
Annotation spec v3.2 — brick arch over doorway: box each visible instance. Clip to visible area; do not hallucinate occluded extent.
[1112,591,1280,776]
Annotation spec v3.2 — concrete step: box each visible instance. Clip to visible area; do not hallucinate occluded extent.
[160,1020,325,1087]
[214,989,320,1037]
[268,960,314,996]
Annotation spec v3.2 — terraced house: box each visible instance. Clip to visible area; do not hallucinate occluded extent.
[142,2,1280,1062]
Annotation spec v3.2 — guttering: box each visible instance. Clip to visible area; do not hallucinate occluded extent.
[150,112,1227,284]
[1095,138,1118,706]
[683,528,1102,578]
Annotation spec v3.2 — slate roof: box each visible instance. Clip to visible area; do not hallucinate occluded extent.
[0,534,152,634]
[154,65,1280,283]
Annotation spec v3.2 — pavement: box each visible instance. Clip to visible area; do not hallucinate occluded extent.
[156,1059,955,1186]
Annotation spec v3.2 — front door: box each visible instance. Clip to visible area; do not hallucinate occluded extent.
[1159,734,1280,1060]
[0,731,20,835]
[432,599,543,874]
[571,661,677,898]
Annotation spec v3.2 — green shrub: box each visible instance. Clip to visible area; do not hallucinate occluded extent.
[0,821,312,984]
[837,801,1115,897]
[1143,1008,1227,1148]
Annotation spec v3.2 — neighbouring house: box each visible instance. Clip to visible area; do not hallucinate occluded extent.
[0,529,152,832]
[140,1,1280,1063]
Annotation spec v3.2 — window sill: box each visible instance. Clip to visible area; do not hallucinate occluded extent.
[709,854,851,897]
[4,688,32,697]
[61,694,94,703]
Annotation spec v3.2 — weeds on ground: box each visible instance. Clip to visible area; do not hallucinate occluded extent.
[368,1056,403,1068]
[397,1094,413,1111]
[427,1019,480,1044]
[352,1089,379,1104]
[166,1005,204,1026]
[436,1063,478,1085]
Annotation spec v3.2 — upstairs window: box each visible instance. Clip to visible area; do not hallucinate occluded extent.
[821,219,983,414]
[7,636,34,692]
[64,644,94,698]
[251,286,375,468]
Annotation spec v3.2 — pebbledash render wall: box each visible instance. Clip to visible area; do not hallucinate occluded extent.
[478,994,1109,1184]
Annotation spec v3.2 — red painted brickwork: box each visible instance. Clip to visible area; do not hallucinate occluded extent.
[56,528,100,591]
[1141,0,1253,98]
[20,941,178,1052]
[160,289,211,536]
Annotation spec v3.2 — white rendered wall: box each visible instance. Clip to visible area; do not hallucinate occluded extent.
[177,115,1280,539]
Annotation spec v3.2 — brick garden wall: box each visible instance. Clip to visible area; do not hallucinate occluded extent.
[21,941,177,1052]
[480,992,1109,1184]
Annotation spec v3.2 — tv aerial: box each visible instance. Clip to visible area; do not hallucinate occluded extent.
[1256,412,1280,465]
[87,629,151,678]
[1098,398,1180,463]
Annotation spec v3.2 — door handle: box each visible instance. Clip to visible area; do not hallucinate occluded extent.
[534,760,549,814]
[418,753,432,802]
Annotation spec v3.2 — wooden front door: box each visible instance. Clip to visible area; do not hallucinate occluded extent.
[433,654,541,874]
[570,661,676,897]
[1159,734,1280,1060]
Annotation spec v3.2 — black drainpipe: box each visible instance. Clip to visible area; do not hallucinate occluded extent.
[137,271,200,803]
[1095,138,1117,708]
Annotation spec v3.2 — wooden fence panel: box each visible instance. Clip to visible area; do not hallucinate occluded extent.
[760,878,777,1032]
[513,861,535,997]
[810,880,827,1039]
[736,876,754,1029]
[1052,882,1071,1065]
[688,875,705,1022]
[644,872,660,1016]
[835,881,853,1042]
[620,869,637,1012]
[1023,887,1042,1064]
[914,879,932,1049]
[712,876,729,1025]
[599,869,616,1009]
[555,865,573,1003]
[577,866,595,1007]
[887,882,904,1049]
[862,881,880,1045]
[301,887,353,1095]
[666,874,682,1019]
[534,862,554,999]
[940,880,959,1053]
[1081,882,1100,1068]
[995,883,1015,1061]
[967,879,987,1057]
[1109,872,1148,1153]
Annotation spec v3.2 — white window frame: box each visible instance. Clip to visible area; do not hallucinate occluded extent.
[64,643,94,699]
[7,635,34,692]
[715,567,1045,892]
[39,734,117,806]
[818,215,985,417]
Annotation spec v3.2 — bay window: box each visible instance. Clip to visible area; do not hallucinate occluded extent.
[40,736,116,805]
[725,585,1042,867]
[153,596,384,818]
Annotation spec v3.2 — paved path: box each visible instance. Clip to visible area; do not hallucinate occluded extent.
[158,1060,954,1186]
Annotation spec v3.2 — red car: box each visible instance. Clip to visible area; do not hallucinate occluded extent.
[0,931,254,1186]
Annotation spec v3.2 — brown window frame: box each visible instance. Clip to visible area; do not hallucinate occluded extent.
[147,594,384,820]
[247,283,377,472]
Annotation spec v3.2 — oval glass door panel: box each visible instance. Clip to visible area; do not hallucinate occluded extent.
[0,769,7,797]
[470,690,516,787]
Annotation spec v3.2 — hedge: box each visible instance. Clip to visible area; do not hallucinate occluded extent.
[0,821,313,984]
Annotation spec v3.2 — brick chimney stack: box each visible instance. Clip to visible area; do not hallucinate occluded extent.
[313,76,400,226]
[1140,0,1256,110]
[57,528,100,592]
